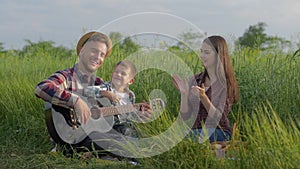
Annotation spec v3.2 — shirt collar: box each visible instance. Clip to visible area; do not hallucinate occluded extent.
[74,64,96,85]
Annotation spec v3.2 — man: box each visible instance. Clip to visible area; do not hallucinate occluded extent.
[35,31,112,125]
[34,31,150,158]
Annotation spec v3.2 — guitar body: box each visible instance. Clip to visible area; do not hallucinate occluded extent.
[45,96,165,144]
[45,97,115,144]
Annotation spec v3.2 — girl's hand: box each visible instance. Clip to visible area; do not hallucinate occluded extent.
[191,83,206,99]
[172,74,189,95]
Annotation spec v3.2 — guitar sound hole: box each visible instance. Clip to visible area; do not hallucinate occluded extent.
[90,107,100,119]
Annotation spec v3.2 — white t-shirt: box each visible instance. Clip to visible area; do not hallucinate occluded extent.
[112,89,132,105]
[112,89,132,123]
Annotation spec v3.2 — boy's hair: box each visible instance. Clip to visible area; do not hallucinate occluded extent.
[115,60,137,77]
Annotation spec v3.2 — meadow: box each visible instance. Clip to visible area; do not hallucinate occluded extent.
[0,41,299,169]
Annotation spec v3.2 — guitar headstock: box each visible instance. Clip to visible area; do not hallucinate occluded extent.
[150,98,166,112]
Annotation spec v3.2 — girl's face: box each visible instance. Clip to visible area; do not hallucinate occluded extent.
[200,42,217,69]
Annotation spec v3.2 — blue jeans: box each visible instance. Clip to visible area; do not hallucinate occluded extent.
[189,128,231,143]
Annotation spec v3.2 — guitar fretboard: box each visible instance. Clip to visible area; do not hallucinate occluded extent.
[98,104,141,117]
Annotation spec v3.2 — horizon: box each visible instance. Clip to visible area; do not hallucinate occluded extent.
[1,0,300,50]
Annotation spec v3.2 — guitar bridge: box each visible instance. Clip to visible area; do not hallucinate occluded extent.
[70,108,79,129]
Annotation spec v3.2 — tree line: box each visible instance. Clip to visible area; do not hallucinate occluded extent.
[0,22,298,54]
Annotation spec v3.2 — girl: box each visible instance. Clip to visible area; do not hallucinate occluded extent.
[173,35,239,142]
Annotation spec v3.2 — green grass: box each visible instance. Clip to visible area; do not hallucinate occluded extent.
[0,44,299,169]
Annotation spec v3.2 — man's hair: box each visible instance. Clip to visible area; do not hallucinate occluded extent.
[86,34,108,46]
[77,31,112,57]
[115,60,137,77]
[85,34,111,57]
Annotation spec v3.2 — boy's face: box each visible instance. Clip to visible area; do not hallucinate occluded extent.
[111,65,134,90]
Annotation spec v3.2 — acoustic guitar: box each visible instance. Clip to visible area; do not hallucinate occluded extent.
[45,95,165,144]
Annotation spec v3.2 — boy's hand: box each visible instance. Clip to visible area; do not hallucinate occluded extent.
[136,102,152,121]
[101,91,120,104]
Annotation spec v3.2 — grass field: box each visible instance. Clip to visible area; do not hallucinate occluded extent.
[0,42,299,169]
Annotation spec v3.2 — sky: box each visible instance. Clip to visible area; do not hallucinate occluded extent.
[1,0,300,50]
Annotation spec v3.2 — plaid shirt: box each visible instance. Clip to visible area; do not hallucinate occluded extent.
[34,64,104,109]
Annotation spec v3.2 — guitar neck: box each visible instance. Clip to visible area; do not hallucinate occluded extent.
[98,103,141,117]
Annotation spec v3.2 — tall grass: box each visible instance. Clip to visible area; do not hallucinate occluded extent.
[0,44,299,168]
[232,48,300,119]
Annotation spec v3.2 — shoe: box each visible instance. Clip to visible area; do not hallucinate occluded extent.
[127,158,139,166]
[128,160,138,166]
[100,155,119,161]
[50,144,58,152]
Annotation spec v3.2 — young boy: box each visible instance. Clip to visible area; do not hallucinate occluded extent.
[105,60,139,137]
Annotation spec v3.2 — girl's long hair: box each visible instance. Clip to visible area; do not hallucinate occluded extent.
[202,36,239,103]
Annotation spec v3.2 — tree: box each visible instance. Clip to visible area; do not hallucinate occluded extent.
[120,37,140,54]
[20,40,72,57]
[236,22,290,50]
[0,42,4,52]
[109,32,122,46]
[177,30,205,50]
